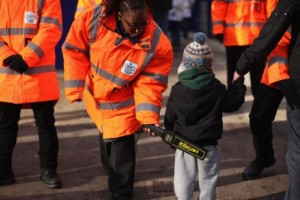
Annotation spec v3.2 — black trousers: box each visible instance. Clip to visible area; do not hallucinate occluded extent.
[249,83,283,166]
[226,46,265,96]
[0,101,59,177]
[100,134,136,195]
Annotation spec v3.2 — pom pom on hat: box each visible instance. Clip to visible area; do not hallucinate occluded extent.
[178,32,213,74]
[194,32,206,44]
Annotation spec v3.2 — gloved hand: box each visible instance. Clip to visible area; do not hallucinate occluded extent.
[276,79,300,110]
[3,54,29,73]
[214,34,224,43]
[3,55,16,66]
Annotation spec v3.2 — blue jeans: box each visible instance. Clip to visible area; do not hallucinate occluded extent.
[285,105,300,200]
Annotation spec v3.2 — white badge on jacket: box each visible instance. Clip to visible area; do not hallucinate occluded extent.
[24,12,37,24]
[121,60,138,76]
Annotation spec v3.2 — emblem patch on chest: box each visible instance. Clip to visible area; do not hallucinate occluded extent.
[24,12,37,24]
[121,60,138,76]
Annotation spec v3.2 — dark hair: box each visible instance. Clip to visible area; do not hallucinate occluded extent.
[102,0,152,17]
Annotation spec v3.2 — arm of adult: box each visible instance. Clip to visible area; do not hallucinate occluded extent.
[20,0,63,68]
[235,0,296,78]
[132,33,173,127]
[62,9,91,103]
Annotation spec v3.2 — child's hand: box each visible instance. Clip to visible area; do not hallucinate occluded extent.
[233,71,243,83]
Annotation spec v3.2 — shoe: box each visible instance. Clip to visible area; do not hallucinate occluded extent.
[40,169,62,189]
[0,172,15,186]
[108,192,132,200]
[242,160,273,181]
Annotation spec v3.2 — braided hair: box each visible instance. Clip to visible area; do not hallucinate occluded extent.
[101,0,152,17]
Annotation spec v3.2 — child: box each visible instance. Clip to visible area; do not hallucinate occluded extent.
[164,32,246,200]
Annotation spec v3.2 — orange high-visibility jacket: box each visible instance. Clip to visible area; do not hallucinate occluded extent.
[0,0,62,104]
[211,0,278,46]
[261,31,291,87]
[62,5,173,139]
[75,0,102,18]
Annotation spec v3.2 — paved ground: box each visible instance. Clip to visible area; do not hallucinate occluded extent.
[0,35,289,200]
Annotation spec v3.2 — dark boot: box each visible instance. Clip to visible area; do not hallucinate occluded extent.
[242,159,275,181]
[40,169,62,189]
[242,117,276,181]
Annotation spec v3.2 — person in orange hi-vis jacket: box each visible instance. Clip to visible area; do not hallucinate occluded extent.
[241,31,291,181]
[211,0,278,96]
[75,0,102,18]
[0,0,62,189]
[62,0,173,199]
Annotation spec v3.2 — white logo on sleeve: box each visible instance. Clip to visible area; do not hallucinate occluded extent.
[121,60,138,76]
[24,12,37,24]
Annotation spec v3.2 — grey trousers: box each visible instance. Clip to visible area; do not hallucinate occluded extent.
[174,146,220,200]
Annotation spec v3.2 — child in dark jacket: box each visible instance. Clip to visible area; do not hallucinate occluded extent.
[164,32,246,200]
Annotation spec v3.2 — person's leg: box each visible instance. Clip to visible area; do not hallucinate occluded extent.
[32,100,61,189]
[0,102,21,185]
[225,46,249,90]
[249,59,265,97]
[182,17,190,38]
[284,105,300,200]
[197,146,220,200]
[174,149,196,200]
[100,134,136,200]
[153,10,169,34]
[242,84,283,180]
[169,20,182,47]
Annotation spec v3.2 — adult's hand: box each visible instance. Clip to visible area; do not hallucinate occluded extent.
[142,124,160,137]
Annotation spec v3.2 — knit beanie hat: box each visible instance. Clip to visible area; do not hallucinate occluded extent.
[178,32,213,74]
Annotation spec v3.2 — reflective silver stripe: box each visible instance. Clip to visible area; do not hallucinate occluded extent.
[141,72,168,84]
[0,41,5,47]
[65,80,85,88]
[136,103,160,114]
[27,42,44,58]
[40,16,62,30]
[0,28,36,36]
[212,21,224,26]
[268,56,288,67]
[0,67,16,75]
[0,65,55,75]
[99,97,135,110]
[90,5,102,43]
[25,66,56,75]
[91,63,128,87]
[63,42,89,56]
[141,27,161,71]
[225,22,265,27]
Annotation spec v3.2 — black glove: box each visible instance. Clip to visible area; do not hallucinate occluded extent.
[236,52,252,76]
[3,55,16,66]
[4,54,29,73]
[214,34,224,43]
[276,79,300,110]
